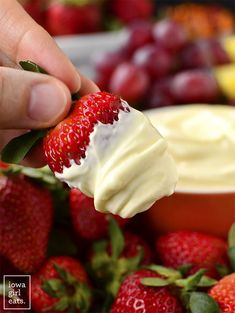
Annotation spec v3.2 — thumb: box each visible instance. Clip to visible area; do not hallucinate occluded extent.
[0,67,71,129]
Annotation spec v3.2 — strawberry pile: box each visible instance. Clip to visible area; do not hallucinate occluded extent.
[0,164,234,313]
[20,0,154,36]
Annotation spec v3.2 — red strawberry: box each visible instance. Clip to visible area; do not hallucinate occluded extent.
[69,188,128,240]
[0,174,53,273]
[46,1,102,36]
[209,273,235,313]
[110,269,183,313]
[31,256,91,313]
[156,231,229,278]
[118,231,153,265]
[88,219,153,301]
[0,161,9,169]
[22,0,46,26]
[110,0,154,24]
[43,92,129,174]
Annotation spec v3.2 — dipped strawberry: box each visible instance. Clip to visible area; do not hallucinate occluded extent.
[156,231,229,278]
[43,91,177,218]
[110,269,183,313]
[209,273,235,313]
[31,256,91,313]
[69,188,128,240]
[0,173,53,273]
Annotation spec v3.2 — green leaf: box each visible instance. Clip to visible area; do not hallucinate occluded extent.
[93,240,108,255]
[53,263,76,284]
[176,269,206,291]
[197,276,217,288]
[72,92,81,101]
[189,292,220,313]
[228,246,235,272]
[216,264,229,277]
[46,297,69,311]
[1,130,46,163]
[42,280,61,298]
[108,217,125,260]
[228,223,235,247]
[74,282,92,313]
[146,264,181,279]
[178,264,192,276]
[141,277,171,287]
[19,60,47,74]
[118,248,143,274]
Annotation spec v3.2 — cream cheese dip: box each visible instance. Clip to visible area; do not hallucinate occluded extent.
[145,104,235,191]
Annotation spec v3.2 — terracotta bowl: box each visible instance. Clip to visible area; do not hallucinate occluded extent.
[143,189,235,238]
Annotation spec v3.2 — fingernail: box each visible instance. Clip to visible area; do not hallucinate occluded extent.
[28,83,68,122]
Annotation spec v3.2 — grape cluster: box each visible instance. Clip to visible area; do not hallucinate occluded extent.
[93,19,231,109]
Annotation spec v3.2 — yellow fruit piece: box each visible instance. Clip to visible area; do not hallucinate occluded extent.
[214,64,235,99]
[223,35,235,63]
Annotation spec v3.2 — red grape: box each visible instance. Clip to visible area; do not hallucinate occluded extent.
[133,44,173,80]
[94,74,109,91]
[171,70,219,104]
[181,41,212,69]
[209,39,230,65]
[153,19,188,53]
[93,49,127,78]
[109,62,149,104]
[181,39,230,69]
[146,79,175,109]
[124,21,154,56]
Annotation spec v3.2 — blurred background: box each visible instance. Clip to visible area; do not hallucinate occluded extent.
[18,0,235,110]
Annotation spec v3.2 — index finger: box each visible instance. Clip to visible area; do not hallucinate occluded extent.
[0,0,80,93]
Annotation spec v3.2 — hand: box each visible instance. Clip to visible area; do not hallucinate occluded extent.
[0,0,99,167]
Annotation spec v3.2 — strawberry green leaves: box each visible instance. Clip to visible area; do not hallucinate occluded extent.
[189,292,220,313]
[42,262,92,313]
[19,61,48,74]
[1,130,46,164]
[109,217,125,260]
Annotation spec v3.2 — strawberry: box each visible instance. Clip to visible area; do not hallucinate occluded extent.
[110,0,154,24]
[0,161,9,169]
[88,218,153,305]
[110,269,183,313]
[31,256,91,313]
[22,0,46,26]
[155,231,229,278]
[46,0,102,36]
[69,188,128,240]
[43,92,129,174]
[0,173,53,273]
[209,273,235,313]
[117,231,153,265]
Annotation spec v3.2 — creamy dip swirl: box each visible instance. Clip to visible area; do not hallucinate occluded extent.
[145,104,235,191]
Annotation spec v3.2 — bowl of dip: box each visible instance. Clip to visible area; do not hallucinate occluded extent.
[142,104,235,238]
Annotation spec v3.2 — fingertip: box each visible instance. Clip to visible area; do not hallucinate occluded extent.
[28,76,72,127]
[78,72,100,95]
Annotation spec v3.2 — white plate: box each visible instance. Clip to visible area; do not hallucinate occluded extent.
[55,30,128,78]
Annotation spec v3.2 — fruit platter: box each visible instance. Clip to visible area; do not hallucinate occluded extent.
[0,1,235,313]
